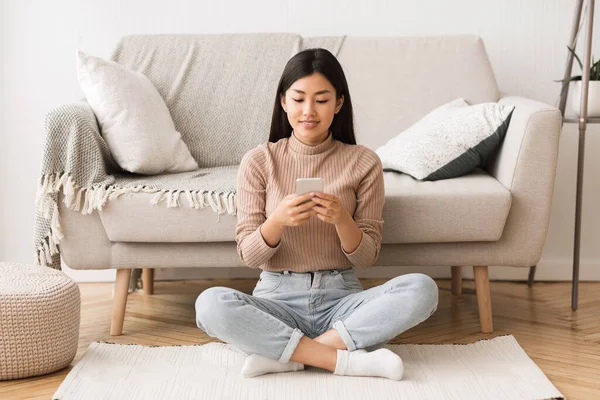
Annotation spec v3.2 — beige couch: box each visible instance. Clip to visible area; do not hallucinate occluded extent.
[54,34,562,336]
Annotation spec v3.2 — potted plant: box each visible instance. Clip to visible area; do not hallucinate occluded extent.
[557,46,600,117]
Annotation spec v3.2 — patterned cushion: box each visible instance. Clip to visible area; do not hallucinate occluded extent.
[376,99,514,181]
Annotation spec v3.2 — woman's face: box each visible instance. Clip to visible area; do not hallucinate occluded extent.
[281,72,344,145]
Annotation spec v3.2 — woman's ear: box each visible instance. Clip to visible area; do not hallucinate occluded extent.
[335,95,344,114]
[280,94,287,113]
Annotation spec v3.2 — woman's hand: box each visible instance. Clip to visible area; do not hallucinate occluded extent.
[311,192,350,225]
[260,193,317,247]
[270,192,318,228]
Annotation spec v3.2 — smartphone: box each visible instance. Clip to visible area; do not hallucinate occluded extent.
[295,178,324,196]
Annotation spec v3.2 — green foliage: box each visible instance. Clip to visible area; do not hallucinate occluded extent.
[555,46,600,95]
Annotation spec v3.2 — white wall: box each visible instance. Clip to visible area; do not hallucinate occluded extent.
[2,0,600,282]
[1,2,7,249]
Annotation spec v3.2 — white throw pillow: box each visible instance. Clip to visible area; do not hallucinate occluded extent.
[375,99,514,181]
[76,51,198,175]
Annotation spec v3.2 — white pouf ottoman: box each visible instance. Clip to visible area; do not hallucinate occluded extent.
[0,262,80,380]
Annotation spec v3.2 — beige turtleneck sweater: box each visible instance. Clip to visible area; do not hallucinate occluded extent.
[235,133,384,272]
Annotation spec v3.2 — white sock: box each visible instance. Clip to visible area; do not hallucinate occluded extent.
[241,354,304,378]
[334,348,404,381]
[241,348,366,378]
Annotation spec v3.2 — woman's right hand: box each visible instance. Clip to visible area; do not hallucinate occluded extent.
[270,193,318,228]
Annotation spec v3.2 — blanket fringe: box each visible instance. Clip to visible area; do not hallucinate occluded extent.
[34,172,237,266]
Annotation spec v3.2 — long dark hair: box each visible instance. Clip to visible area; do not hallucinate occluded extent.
[269,48,356,145]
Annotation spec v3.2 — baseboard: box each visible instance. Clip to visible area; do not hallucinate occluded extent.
[62,258,600,282]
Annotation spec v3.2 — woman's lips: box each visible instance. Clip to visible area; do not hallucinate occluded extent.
[300,121,319,129]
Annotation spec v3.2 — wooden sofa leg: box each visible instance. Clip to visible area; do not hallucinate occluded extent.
[451,266,462,295]
[527,265,537,287]
[473,265,493,333]
[143,268,155,295]
[111,268,131,336]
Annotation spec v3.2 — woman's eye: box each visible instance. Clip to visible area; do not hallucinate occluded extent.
[291,99,329,104]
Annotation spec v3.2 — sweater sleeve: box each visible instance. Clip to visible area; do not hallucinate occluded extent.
[235,148,280,269]
[342,149,385,269]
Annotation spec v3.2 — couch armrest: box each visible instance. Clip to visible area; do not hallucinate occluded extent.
[484,96,562,264]
[488,96,561,190]
[34,101,117,268]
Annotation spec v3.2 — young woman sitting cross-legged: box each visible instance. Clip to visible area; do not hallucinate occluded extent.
[195,48,439,380]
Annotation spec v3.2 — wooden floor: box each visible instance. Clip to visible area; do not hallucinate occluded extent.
[1,278,599,400]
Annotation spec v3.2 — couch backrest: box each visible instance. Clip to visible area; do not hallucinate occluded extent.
[112,34,499,166]
[111,34,300,168]
[336,35,499,150]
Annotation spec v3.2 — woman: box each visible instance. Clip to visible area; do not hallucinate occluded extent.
[195,48,438,380]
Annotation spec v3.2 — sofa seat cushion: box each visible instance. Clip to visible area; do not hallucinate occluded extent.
[382,169,511,244]
[98,167,238,243]
[100,192,239,242]
[99,167,510,244]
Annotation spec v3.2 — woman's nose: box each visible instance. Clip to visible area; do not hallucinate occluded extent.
[303,103,316,116]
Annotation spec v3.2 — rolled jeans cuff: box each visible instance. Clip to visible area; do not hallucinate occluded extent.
[278,328,304,363]
[333,320,357,351]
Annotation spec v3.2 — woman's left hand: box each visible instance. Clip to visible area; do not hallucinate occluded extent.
[310,192,349,225]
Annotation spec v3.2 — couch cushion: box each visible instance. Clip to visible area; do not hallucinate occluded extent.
[100,193,238,243]
[336,35,500,151]
[76,52,198,175]
[382,169,511,243]
[376,99,515,181]
[99,167,510,244]
[98,166,238,243]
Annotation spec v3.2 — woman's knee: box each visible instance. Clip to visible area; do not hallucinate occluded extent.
[393,273,439,312]
[195,286,235,332]
[413,273,439,313]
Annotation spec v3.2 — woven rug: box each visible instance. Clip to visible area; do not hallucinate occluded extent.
[53,335,563,400]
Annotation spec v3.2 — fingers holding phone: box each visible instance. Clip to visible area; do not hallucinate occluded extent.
[311,192,347,225]
[296,179,348,225]
[269,178,324,228]
[272,192,317,227]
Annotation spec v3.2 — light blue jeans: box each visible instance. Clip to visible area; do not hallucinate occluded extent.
[195,268,438,363]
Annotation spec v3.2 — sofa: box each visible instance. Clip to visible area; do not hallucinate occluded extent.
[35,34,562,336]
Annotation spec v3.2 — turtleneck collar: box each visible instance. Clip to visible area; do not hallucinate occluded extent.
[288,131,335,155]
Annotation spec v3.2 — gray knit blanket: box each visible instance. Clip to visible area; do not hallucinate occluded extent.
[34,34,346,269]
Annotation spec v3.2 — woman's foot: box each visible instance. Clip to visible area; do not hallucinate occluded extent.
[241,349,368,378]
[241,354,304,378]
[334,348,404,381]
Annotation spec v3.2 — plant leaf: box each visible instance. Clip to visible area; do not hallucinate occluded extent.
[567,46,584,71]
[559,75,582,96]
[594,61,600,81]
